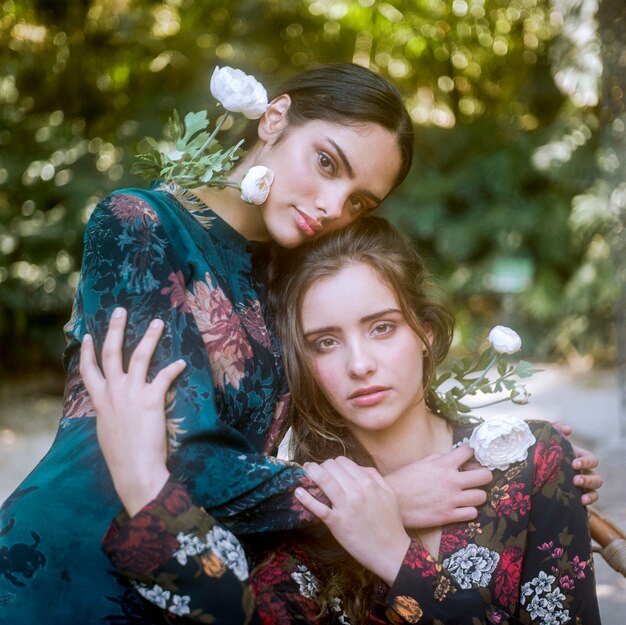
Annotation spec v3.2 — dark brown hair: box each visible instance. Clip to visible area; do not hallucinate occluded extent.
[246,63,414,188]
[269,216,454,622]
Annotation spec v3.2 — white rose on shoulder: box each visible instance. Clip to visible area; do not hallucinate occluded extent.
[469,415,536,471]
[240,166,274,205]
[210,67,268,120]
[488,325,522,355]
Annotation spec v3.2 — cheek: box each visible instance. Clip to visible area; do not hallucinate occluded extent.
[312,358,342,401]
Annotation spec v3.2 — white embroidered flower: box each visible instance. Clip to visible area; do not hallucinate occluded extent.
[488,325,522,354]
[240,166,274,205]
[291,564,320,599]
[206,526,249,581]
[173,531,207,565]
[329,596,352,624]
[469,414,536,471]
[210,66,268,119]
[168,594,191,616]
[132,582,171,609]
[442,544,500,589]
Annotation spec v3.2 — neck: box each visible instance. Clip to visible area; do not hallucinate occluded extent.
[189,155,270,242]
[356,405,453,476]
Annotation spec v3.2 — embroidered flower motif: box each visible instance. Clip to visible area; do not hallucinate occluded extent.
[161,271,191,312]
[187,276,252,390]
[168,594,191,616]
[132,582,171,609]
[469,415,536,471]
[173,532,208,566]
[443,544,500,589]
[200,551,227,578]
[328,597,351,624]
[205,526,249,581]
[521,573,569,623]
[533,438,564,487]
[290,564,320,599]
[492,546,523,609]
[388,595,423,624]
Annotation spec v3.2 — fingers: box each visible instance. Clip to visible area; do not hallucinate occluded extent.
[581,491,599,507]
[294,486,332,521]
[552,421,572,437]
[304,461,348,505]
[152,359,187,396]
[572,448,599,471]
[446,443,478,467]
[101,307,127,379]
[128,319,165,384]
[458,465,493,489]
[80,334,104,398]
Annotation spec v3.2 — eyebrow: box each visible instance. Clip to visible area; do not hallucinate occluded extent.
[303,308,402,339]
[327,138,384,206]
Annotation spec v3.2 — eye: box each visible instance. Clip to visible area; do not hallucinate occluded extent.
[372,322,395,337]
[318,152,335,173]
[348,194,366,214]
[310,336,338,353]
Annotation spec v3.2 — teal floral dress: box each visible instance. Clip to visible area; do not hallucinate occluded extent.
[102,421,602,624]
[0,183,312,623]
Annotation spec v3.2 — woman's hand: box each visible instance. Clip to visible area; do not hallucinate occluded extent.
[295,457,411,586]
[552,422,602,506]
[80,307,186,516]
[384,444,493,529]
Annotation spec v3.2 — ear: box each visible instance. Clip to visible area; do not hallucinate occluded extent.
[257,94,291,143]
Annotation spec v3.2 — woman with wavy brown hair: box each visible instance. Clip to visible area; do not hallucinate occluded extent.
[82,217,601,624]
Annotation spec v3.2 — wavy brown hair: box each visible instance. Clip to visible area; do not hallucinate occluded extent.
[268,217,455,623]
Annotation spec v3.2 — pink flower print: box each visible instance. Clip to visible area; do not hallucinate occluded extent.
[552,547,564,559]
[561,575,575,590]
[64,366,95,419]
[109,194,159,225]
[187,276,252,390]
[538,541,554,551]
[572,556,587,579]
[161,271,191,312]
[239,299,272,350]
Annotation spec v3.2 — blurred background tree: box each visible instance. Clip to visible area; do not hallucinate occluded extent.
[0,0,622,382]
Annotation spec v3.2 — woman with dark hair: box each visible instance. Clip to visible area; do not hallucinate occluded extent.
[83,217,601,624]
[0,63,428,623]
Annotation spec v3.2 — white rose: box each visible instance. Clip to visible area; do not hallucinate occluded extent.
[469,414,536,470]
[210,66,268,119]
[488,325,522,355]
[240,166,274,205]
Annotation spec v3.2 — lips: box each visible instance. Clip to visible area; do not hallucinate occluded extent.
[294,208,322,237]
[348,386,390,407]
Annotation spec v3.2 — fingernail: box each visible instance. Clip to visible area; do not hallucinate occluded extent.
[112,307,125,318]
[149,318,164,329]
[294,487,304,498]
[83,333,92,343]
[572,460,580,469]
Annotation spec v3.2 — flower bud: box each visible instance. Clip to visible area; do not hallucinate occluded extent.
[510,385,530,405]
[488,326,522,355]
[210,66,268,120]
[240,166,274,205]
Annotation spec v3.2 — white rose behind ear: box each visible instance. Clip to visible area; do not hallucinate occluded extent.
[488,326,522,355]
[240,166,274,205]
[469,414,536,471]
[210,67,269,120]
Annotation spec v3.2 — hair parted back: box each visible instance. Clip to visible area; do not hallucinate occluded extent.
[252,63,414,188]
[268,216,454,622]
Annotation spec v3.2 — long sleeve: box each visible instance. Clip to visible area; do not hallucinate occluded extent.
[371,540,489,624]
[64,188,310,532]
[102,479,327,625]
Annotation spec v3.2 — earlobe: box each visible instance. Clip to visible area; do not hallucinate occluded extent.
[258,94,291,142]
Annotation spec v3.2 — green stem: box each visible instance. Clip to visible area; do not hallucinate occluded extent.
[463,353,499,396]
[197,112,228,156]
[470,397,512,409]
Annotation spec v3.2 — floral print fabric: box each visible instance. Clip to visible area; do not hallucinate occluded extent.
[0,184,310,623]
[106,420,601,624]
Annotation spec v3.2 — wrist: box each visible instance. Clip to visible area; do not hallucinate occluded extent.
[114,465,171,517]
[375,534,412,586]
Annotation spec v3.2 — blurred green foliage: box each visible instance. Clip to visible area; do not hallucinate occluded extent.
[0,0,621,377]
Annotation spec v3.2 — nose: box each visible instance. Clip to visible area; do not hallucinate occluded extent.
[315,185,346,222]
[346,340,376,379]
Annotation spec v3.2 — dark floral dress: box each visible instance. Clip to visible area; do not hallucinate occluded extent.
[102,420,601,624]
[0,183,312,623]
